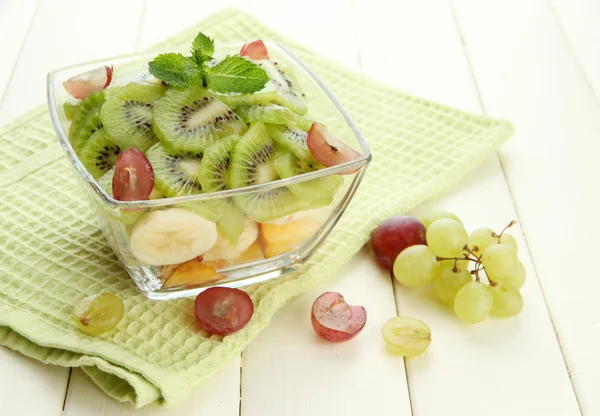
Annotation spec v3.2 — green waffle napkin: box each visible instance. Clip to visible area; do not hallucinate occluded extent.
[0,7,513,408]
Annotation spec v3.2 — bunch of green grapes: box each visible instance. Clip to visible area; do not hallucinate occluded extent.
[386,209,526,324]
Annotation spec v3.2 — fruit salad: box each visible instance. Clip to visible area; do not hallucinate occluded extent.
[57,35,366,296]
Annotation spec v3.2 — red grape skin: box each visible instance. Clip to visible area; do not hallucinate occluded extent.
[371,216,427,270]
[194,287,254,336]
[311,292,367,342]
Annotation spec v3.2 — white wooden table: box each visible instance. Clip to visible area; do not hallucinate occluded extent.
[0,0,597,414]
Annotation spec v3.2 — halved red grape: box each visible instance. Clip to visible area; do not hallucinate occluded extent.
[306,123,362,174]
[240,40,270,60]
[63,65,113,99]
[112,148,154,201]
[194,287,254,336]
[311,292,366,342]
[371,216,427,270]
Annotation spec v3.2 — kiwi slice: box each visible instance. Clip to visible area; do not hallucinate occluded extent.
[227,123,320,222]
[235,105,314,131]
[215,90,280,109]
[152,86,247,154]
[79,129,121,179]
[198,135,239,193]
[256,60,308,115]
[274,149,342,202]
[101,82,166,152]
[69,90,106,153]
[64,102,80,121]
[268,124,320,164]
[146,143,203,197]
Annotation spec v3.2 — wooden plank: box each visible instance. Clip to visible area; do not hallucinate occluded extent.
[64,359,241,415]
[551,0,600,101]
[250,0,361,71]
[0,0,142,414]
[0,0,144,126]
[453,0,600,413]
[0,347,68,415]
[358,0,581,415]
[240,2,411,415]
[0,0,38,106]
[242,250,412,416]
[137,0,250,50]
[62,2,242,414]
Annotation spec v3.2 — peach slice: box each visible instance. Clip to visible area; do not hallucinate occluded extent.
[162,258,225,289]
[231,241,264,265]
[258,217,322,258]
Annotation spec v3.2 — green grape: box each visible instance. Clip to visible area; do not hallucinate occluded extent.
[426,219,468,257]
[481,244,518,280]
[506,261,526,289]
[393,245,439,287]
[499,233,518,254]
[382,316,431,357]
[72,293,125,335]
[432,263,473,306]
[489,282,523,317]
[454,281,493,323]
[468,227,497,255]
[418,209,463,230]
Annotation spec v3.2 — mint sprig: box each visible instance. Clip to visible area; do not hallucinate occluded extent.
[148,32,269,94]
[191,32,214,66]
[148,53,204,88]
[206,56,270,94]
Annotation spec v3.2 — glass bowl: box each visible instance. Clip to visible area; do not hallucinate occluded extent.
[47,42,371,300]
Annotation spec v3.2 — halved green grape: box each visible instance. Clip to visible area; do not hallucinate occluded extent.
[382,316,431,357]
[426,219,468,258]
[393,245,440,287]
[481,244,518,280]
[499,233,518,254]
[489,282,523,317]
[418,209,463,230]
[72,293,124,335]
[468,227,497,255]
[454,281,493,323]
[432,263,473,306]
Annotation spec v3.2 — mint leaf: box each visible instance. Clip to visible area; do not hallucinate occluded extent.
[206,56,269,94]
[191,32,215,66]
[148,53,204,87]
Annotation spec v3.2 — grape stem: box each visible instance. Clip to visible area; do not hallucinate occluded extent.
[492,219,517,239]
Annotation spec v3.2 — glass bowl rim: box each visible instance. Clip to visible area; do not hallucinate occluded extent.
[46,41,372,209]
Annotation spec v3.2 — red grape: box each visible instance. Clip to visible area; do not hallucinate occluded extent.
[371,216,427,270]
[112,148,154,201]
[306,123,362,174]
[311,292,366,342]
[194,287,254,336]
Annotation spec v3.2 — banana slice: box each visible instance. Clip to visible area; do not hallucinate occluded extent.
[203,217,258,261]
[130,208,217,266]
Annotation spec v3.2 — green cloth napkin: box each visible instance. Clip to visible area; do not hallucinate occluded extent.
[0,7,513,408]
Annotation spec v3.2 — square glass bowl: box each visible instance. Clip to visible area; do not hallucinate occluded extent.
[47,42,371,300]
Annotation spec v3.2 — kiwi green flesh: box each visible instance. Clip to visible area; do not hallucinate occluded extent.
[64,102,80,121]
[268,124,321,164]
[101,83,165,152]
[215,199,246,245]
[79,129,120,180]
[235,105,314,131]
[274,150,342,202]
[69,90,106,153]
[146,143,203,197]
[228,123,278,189]
[198,135,239,193]
[153,86,246,154]
[216,90,280,109]
[255,60,308,115]
[233,187,330,223]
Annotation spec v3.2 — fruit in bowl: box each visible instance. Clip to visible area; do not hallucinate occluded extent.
[50,33,369,298]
